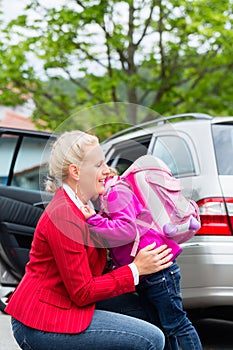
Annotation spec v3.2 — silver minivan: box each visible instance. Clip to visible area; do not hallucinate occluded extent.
[102,113,233,311]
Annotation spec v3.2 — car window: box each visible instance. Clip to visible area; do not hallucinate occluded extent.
[12,136,52,190]
[151,135,195,177]
[106,136,152,174]
[0,134,18,185]
[212,124,233,175]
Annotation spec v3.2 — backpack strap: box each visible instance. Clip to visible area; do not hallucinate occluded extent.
[130,227,140,257]
[130,219,156,257]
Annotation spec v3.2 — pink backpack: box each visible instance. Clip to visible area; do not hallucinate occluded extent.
[108,155,200,245]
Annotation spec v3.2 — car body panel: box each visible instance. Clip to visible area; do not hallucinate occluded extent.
[178,236,233,308]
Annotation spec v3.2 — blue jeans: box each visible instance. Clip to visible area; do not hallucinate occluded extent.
[11,296,165,350]
[137,262,202,350]
[96,292,173,350]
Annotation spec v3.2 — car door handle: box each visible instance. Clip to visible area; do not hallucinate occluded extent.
[33,201,50,208]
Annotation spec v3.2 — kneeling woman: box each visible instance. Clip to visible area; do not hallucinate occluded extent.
[6,130,173,350]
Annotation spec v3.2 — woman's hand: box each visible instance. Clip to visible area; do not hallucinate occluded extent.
[133,243,173,276]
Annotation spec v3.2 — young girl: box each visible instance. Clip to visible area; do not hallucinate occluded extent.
[81,163,202,350]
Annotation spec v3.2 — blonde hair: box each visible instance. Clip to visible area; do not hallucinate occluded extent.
[45,130,99,193]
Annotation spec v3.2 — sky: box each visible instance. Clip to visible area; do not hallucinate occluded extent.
[1,0,25,21]
[1,0,66,22]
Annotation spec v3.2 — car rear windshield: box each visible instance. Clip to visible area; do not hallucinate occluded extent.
[212,124,233,175]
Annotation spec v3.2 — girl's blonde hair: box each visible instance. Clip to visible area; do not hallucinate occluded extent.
[45,130,99,193]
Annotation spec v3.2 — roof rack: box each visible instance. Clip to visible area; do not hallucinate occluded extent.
[102,113,212,142]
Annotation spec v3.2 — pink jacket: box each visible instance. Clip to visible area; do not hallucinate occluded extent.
[87,179,182,268]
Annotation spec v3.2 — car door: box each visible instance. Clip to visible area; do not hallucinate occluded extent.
[0,128,55,282]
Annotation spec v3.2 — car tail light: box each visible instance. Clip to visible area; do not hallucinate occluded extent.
[197,198,233,235]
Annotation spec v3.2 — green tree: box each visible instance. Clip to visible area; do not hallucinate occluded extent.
[0,0,232,138]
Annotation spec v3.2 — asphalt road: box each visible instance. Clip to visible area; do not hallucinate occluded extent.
[1,311,233,350]
[0,313,19,350]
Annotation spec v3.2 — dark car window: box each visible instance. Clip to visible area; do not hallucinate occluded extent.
[0,132,53,190]
[106,136,152,174]
[152,135,195,177]
[12,136,52,190]
[212,124,233,175]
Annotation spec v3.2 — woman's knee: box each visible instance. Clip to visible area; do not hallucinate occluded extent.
[92,310,165,349]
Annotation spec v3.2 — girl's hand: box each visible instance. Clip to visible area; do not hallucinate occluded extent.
[80,205,95,219]
[133,243,173,276]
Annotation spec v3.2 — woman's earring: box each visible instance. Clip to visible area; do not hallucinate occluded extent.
[75,181,79,199]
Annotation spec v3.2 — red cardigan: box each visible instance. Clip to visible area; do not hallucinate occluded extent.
[5,188,135,333]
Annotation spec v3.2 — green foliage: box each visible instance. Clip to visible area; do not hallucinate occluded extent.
[0,0,232,139]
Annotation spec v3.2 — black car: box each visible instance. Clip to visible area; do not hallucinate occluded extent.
[0,127,55,311]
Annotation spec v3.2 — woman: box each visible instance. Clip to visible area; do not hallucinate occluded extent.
[5,130,173,350]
